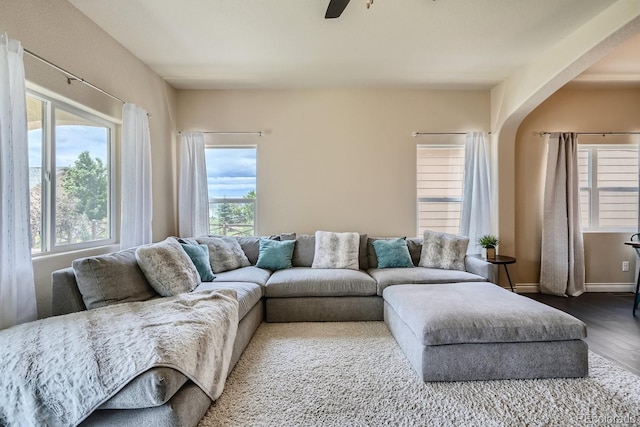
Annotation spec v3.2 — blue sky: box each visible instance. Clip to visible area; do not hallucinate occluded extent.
[205,148,256,199]
[29,126,256,199]
[29,125,108,168]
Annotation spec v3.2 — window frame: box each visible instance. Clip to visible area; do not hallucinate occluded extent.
[416,142,466,236]
[579,143,638,233]
[27,88,117,256]
[204,144,257,237]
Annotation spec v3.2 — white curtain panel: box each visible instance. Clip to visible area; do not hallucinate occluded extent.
[540,133,585,296]
[120,103,153,250]
[178,131,209,237]
[0,34,37,329]
[460,132,492,255]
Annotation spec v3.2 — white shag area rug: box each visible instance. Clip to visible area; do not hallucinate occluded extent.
[199,322,640,427]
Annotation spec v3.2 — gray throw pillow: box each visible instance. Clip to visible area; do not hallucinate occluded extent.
[312,231,360,270]
[73,248,158,309]
[197,236,251,273]
[135,238,200,296]
[419,230,469,271]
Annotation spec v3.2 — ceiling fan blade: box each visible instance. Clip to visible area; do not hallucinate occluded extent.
[325,0,351,19]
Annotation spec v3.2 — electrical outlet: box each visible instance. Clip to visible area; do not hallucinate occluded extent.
[622,261,630,272]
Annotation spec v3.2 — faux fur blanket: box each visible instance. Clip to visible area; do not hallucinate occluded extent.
[0,290,239,427]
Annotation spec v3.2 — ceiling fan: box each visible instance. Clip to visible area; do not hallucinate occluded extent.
[325,0,373,19]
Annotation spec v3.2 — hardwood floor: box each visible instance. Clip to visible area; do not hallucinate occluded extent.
[524,292,640,376]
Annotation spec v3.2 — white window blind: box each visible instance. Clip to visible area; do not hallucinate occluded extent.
[578,145,638,231]
[417,145,465,235]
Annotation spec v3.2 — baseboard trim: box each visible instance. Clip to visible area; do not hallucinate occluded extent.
[514,283,635,294]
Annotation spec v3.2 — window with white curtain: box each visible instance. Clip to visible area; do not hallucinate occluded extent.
[27,89,116,254]
[204,146,257,236]
[416,144,465,235]
[578,144,638,231]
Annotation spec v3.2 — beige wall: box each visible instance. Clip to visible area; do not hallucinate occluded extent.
[515,86,640,288]
[177,89,490,237]
[1,0,178,318]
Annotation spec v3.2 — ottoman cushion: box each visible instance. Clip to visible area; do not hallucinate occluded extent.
[383,282,586,346]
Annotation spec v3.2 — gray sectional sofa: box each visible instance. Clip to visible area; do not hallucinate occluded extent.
[48,232,586,426]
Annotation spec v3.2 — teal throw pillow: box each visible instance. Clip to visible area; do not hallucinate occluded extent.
[181,243,215,282]
[256,238,295,271]
[372,238,414,269]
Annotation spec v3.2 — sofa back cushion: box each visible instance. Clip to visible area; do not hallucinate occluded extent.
[72,248,157,309]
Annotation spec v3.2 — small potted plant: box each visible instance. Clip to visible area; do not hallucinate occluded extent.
[478,234,499,260]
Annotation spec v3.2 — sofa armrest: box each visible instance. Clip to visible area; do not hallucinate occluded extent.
[465,256,498,283]
[51,267,87,316]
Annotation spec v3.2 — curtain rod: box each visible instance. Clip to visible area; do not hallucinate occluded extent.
[539,131,640,136]
[412,131,492,137]
[24,48,126,104]
[178,131,264,136]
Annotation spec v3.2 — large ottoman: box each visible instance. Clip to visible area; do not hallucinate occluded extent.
[383,282,588,382]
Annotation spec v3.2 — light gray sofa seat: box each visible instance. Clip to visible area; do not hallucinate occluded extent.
[213,266,271,286]
[368,267,487,295]
[264,267,377,297]
[210,266,272,287]
[383,282,588,382]
[196,281,263,319]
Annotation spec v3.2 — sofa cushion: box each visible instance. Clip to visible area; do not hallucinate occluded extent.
[72,248,158,309]
[312,231,360,270]
[256,238,295,271]
[419,230,469,271]
[372,238,414,269]
[197,236,251,273]
[180,243,215,282]
[293,233,368,270]
[265,267,377,297]
[368,266,487,295]
[383,282,587,346]
[195,282,262,320]
[211,266,271,287]
[99,367,188,410]
[135,238,200,297]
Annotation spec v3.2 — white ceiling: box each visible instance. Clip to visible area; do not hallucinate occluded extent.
[68,0,639,90]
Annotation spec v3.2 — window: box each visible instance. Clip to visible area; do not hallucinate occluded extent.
[578,145,638,231]
[417,144,465,235]
[27,90,116,254]
[204,146,257,236]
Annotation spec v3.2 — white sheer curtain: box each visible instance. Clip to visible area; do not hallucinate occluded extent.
[178,131,209,237]
[0,34,37,329]
[460,132,492,254]
[540,132,585,296]
[120,103,153,250]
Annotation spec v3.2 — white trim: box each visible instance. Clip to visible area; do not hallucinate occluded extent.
[514,283,540,293]
[514,282,635,293]
[585,283,635,292]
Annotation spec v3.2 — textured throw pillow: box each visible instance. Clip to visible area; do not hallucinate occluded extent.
[419,230,469,271]
[72,248,157,309]
[372,237,414,269]
[312,231,360,270]
[135,238,200,296]
[196,236,251,273]
[255,238,296,271]
[180,243,215,282]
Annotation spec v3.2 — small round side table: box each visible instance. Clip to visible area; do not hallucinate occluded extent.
[470,254,516,292]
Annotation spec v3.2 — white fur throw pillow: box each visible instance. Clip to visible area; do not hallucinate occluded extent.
[419,230,469,271]
[312,231,360,270]
[135,238,200,296]
[196,237,251,273]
